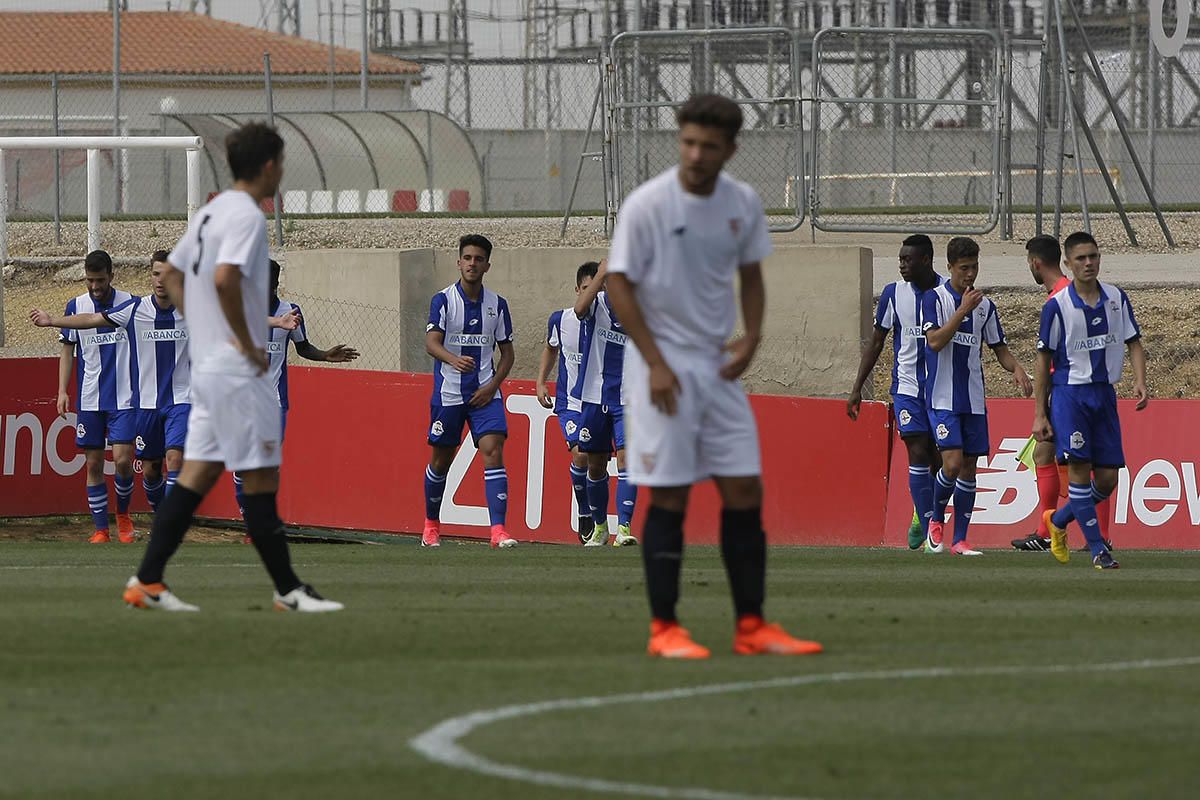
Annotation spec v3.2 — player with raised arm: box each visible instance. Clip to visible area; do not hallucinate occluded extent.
[848,234,942,550]
[122,122,342,612]
[605,94,822,659]
[922,237,1032,556]
[536,261,598,544]
[50,250,139,543]
[421,234,518,550]
[32,250,190,515]
[573,258,638,547]
[1035,232,1147,570]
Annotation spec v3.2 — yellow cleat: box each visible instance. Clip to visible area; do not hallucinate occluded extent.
[1043,510,1069,564]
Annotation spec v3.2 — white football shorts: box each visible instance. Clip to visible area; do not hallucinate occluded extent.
[185,370,282,472]
[624,347,761,487]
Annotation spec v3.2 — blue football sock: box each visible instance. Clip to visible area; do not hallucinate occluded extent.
[165,470,179,495]
[233,472,246,516]
[586,472,610,527]
[424,466,446,521]
[1066,482,1107,557]
[114,472,134,514]
[483,467,508,527]
[143,475,166,512]
[617,470,637,527]
[952,478,977,544]
[1052,481,1114,533]
[87,483,109,532]
[908,465,935,534]
[933,469,955,523]
[569,464,589,518]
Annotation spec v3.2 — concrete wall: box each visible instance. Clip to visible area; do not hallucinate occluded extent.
[284,245,872,398]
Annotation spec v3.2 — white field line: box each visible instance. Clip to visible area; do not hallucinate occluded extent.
[411,656,1200,800]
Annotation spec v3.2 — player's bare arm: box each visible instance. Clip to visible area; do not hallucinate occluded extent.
[469,340,515,409]
[1129,338,1149,410]
[295,340,360,363]
[605,271,681,416]
[56,341,73,419]
[425,328,476,373]
[536,341,559,409]
[720,262,765,381]
[847,327,888,420]
[573,258,606,319]
[268,308,301,330]
[214,263,268,375]
[924,288,983,352]
[1032,350,1054,442]
[30,309,106,329]
[993,344,1033,397]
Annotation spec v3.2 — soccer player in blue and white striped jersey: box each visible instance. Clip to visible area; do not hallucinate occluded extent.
[1034,232,1148,569]
[573,259,638,547]
[422,234,517,549]
[848,234,943,549]
[47,250,139,543]
[921,237,1032,556]
[536,261,598,544]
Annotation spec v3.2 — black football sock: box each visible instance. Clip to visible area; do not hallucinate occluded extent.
[642,505,685,623]
[242,493,302,595]
[136,485,204,585]
[719,507,766,619]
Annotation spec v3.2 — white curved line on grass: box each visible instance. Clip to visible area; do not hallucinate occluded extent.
[410,656,1200,800]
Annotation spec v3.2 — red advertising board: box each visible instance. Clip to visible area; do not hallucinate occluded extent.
[882,399,1200,550]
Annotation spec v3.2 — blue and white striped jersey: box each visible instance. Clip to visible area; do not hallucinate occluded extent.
[60,289,136,412]
[577,291,626,407]
[547,308,589,414]
[1038,281,1140,386]
[875,279,938,399]
[267,297,307,410]
[922,283,1006,414]
[428,282,514,407]
[104,296,190,409]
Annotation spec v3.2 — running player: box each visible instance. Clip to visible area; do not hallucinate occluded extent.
[848,234,942,549]
[232,259,359,513]
[31,250,189,515]
[421,234,518,550]
[574,258,638,547]
[536,260,598,544]
[1035,232,1147,569]
[50,250,139,543]
[123,122,342,612]
[605,93,822,658]
[921,237,1032,556]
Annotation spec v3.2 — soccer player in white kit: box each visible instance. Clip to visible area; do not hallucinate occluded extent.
[604,94,822,659]
[122,122,342,613]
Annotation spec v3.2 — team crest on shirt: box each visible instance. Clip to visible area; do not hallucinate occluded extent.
[431,421,444,437]
[565,420,577,435]
[76,423,86,438]
[579,427,592,443]
[1070,431,1085,449]
[898,409,912,426]
[936,424,949,441]
[487,308,496,318]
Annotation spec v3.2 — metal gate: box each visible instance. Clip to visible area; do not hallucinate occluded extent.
[605,28,805,233]
[810,27,1004,234]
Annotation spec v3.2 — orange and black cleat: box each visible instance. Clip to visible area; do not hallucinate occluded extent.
[733,616,823,656]
[647,619,711,659]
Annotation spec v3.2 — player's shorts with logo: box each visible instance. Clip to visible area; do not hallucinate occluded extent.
[75,409,137,449]
[135,404,191,460]
[1051,383,1124,467]
[624,350,760,487]
[556,408,582,449]
[185,371,281,471]
[892,393,931,438]
[577,402,626,453]
[428,397,507,448]
[929,409,990,456]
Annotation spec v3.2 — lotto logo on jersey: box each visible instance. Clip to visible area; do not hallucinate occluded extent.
[579,427,592,443]
[898,409,912,426]
[1070,431,1086,449]
[431,421,445,437]
[141,329,187,342]
[936,424,949,440]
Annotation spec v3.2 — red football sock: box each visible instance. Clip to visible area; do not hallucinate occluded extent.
[1057,465,1069,500]
[1035,463,1060,536]
[1096,496,1112,541]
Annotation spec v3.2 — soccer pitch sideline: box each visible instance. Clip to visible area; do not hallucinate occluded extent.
[2,542,1199,800]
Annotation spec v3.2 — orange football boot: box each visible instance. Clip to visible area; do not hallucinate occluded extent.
[734,616,823,656]
[88,530,111,544]
[116,513,137,544]
[647,620,711,659]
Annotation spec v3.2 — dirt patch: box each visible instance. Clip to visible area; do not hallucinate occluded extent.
[0,516,241,544]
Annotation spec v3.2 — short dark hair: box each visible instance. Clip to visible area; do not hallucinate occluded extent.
[946,236,980,264]
[1025,234,1061,267]
[676,94,743,141]
[84,250,113,274]
[576,261,599,287]
[225,122,284,182]
[1063,231,1098,256]
[458,234,493,259]
[150,249,170,265]
[901,234,934,263]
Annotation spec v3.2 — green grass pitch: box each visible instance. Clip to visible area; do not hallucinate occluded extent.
[2,540,1199,799]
